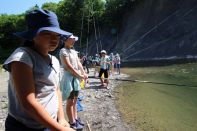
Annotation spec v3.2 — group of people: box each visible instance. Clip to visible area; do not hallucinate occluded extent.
[3,9,86,131]
[2,9,121,131]
[78,50,121,88]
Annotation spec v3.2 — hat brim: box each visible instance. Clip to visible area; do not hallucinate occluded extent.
[14,30,37,40]
[14,27,72,40]
[69,35,79,41]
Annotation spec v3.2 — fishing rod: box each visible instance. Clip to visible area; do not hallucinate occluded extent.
[89,76,197,88]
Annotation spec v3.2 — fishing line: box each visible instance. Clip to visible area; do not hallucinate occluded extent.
[89,76,197,88]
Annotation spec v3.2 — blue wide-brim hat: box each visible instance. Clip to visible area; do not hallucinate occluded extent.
[14,9,72,40]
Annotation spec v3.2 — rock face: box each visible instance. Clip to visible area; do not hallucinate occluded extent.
[88,0,197,61]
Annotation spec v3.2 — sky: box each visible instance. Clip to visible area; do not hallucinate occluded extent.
[0,0,61,15]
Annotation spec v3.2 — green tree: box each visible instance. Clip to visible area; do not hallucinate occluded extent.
[42,2,58,13]
[26,4,39,13]
[0,0,138,56]
[56,0,105,47]
[0,14,25,48]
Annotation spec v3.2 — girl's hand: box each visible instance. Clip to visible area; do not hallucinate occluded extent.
[79,73,88,80]
[58,119,70,127]
[51,126,75,131]
[61,127,75,131]
[83,73,88,79]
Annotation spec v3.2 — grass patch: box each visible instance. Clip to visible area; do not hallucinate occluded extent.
[116,63,197,131]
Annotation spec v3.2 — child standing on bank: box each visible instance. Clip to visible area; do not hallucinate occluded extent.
[3,9,74,131]
[115,53,121,74]
[99,50,110,88]
[59,35,88,130]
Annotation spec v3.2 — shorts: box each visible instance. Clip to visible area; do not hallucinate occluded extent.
[68,91,79,100]
[5,114,45,131]
[116,64,120,68]
[68,77,79,100]
[114,63,120,68]
[99,68,108,78]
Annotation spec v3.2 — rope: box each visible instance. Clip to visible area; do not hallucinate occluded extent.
[122,10,180,54]
[131,79,197,88]
[90,76,197,88]
[122,3,197,61]
[124,36,173,60]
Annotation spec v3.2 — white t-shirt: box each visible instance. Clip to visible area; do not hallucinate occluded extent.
[59,48,81,100]
[115,56,121,64]
[100,56,110,70]
[59,48,79,71]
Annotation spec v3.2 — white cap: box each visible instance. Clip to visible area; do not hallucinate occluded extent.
[69,35,78,41]
[101,50,107,54]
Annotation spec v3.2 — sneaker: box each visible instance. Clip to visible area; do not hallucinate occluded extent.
[106,85,109,89]
[69,123,77,130]
[100,83,107,88]
[76,118,85,126]
[76,121,84,130]
[69,121,84,130]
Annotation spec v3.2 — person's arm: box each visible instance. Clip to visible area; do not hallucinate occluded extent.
[62,56,84,79]
[56,87,69,127]
[79,57,83,64]
[78,57,85,75]
[77,57,88,79]
[106,58,111,64]
[11,61,72,131]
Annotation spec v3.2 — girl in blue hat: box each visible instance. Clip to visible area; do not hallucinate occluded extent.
[3,9,74,131]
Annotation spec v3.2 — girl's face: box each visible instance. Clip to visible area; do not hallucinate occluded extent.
[33,31,60,52]
[101,53,106,57]
[64,38,75,48]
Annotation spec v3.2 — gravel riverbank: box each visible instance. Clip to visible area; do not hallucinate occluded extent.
[0,95,8,131]
[76,71,132,131]
[0,69,132,131]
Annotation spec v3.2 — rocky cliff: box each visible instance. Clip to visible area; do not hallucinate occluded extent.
[87,0,197,63]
